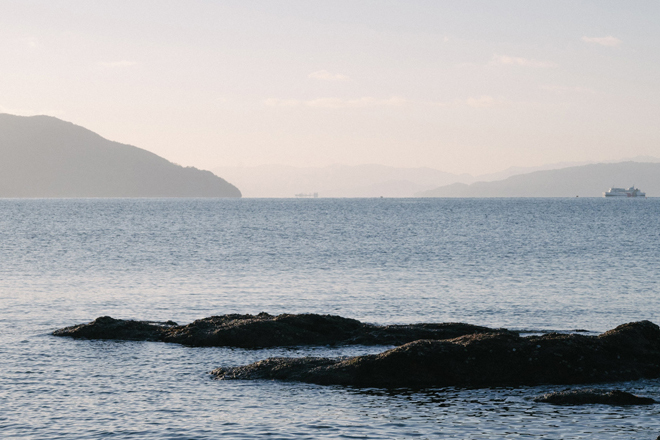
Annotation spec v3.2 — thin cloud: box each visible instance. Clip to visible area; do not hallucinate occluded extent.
[98,60,137,68]
[465,96,496,108]
[541,85,597,94]
[307,96,405,108]
[265,96,508,109]
[308,70,351,81]
[582,36,621,47]
[492,54,557,68]
[0,105,61,116]
[264,96,406,109]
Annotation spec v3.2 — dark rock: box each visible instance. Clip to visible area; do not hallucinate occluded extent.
[212,320,660,388]
[534,389,656,405]
[348,322,509,346]
[52,316,166,341]
[53,313,510,348]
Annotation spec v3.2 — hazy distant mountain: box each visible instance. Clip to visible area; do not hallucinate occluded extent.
[211,164,472,198]
[474,161,595,182]
[416,162,660,197]
[321,179,437,198]
[475,156,660,183]
[0,114,240,197]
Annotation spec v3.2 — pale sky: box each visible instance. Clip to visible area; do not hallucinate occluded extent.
[1,0,659,175]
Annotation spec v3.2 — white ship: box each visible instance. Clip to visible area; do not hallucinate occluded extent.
[294,192,318,198]
[603,186,646,197]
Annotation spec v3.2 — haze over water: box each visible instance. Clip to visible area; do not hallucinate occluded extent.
[2,198,660,439]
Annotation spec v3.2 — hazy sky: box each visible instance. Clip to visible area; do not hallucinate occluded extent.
[2,1,659,175]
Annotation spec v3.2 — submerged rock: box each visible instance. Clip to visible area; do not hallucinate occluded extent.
[52,313,509,348]
[213,320,660,388]
[534,389,656,405]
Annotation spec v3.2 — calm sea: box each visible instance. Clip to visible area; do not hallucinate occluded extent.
[1,198,659,439]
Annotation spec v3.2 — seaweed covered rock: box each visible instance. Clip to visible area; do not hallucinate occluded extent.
[534,389,656,405]
[213,321,660,388]
[53,313,510,348]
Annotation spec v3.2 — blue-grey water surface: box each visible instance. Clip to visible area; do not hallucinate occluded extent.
[1,198,659,439]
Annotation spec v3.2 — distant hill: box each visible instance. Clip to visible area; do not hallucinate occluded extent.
[474,156,660,182]
[0,114,241,197]
[416,162,660,197]
[211,164,473,198]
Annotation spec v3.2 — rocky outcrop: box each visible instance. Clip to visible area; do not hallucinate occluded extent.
[534,389,656,405]
[213,321,660,388]
[52,314,511,348]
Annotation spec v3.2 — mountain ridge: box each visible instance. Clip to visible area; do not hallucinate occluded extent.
[0,114,241,198]
[416,162,660,197]
[213,157,660,198]
[211,163,472,198]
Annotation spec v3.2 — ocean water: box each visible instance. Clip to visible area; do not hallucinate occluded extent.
[1,198,659,439]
